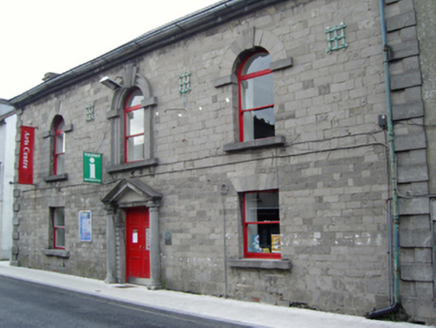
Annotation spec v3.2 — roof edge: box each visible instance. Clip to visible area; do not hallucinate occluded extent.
[8,0,289,108]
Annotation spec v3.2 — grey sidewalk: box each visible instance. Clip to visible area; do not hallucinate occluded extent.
[0,261,425,328]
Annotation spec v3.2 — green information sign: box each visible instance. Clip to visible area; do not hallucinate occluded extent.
[83,152,102,183]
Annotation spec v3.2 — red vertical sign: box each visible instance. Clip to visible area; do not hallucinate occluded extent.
[18,126,35,185]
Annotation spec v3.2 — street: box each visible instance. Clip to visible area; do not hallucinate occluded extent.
[0,275,246,328]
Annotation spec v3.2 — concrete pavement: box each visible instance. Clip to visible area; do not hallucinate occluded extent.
[0,261,426,328]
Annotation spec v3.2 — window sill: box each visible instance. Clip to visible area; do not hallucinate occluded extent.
[228,258,292,270]
[43,249,70,258]
[223,135,285,152]
[107,158,159,174]
[43,174,69,182]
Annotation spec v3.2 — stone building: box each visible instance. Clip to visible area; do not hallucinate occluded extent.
[7,0,436,324]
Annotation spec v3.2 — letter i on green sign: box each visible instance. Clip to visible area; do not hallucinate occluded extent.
[83,152,102,183]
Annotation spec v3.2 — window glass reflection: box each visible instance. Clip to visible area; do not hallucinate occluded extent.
[56,229,65,247]
[243,107,275,141]
[54,208,65,226]
[244,191,280,255]
[57,119,65,131]
[127,89,144,107]
[244,192,279,223]
[242,52,271,75]
[56,133,65,153]
[126,135,145,162]
[56,154,65,174]
[241,74,274,110]
[126,108,144,136]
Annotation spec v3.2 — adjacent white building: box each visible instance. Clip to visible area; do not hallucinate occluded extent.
[0,100,16,260]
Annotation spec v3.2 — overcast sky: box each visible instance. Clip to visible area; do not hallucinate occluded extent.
[0,0,219,100]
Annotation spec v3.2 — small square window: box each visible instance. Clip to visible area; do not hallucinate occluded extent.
[242,190,281,259]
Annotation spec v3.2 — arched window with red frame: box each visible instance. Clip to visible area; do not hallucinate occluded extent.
[238,50,274,142]
[54,117,65,175]
[124,89,145,163]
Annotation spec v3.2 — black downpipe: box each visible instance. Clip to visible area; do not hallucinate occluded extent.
[368,0,401,319]
[368,303,401,320]
[367,200,400,319]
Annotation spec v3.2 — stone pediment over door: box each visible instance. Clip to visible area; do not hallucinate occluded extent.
[102,178,162,289]
[102,178,162,208]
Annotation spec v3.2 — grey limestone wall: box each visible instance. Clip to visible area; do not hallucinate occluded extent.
[12,80,112,279]
[415,0,436,195]
[13,0,420,319]
[384,0,435,324]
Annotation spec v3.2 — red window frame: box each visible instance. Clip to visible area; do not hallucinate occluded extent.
[53,207,65,249]
[124,89,144,163]
[237,50,274,142]
[54,118,65,175]
[242,189,281,259]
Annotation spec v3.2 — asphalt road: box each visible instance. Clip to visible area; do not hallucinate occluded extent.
[0,275,247,328]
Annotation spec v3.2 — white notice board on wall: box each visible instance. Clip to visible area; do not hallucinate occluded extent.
[79,211,92,242]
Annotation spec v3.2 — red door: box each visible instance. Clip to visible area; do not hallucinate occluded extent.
[126,207,150,280]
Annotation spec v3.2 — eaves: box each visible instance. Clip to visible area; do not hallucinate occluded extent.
[8,0,289,109]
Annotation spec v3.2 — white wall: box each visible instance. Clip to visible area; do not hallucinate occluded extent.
[0,103,16,260]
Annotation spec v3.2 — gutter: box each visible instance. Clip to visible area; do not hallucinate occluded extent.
[8,0,288,108]
[368,0,401,319]
[0,110,17,123]
[0,100,16,122]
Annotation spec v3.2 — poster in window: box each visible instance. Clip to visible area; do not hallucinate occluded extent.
[79,211,92,242]
[250,234,262,253]
[271,234,281,253]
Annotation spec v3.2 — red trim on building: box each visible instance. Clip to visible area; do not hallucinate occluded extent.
[237,51,273,142]
[18,126,35,185]
[242,190,281,259]
[54,118,65,175]
[124,90,145,163]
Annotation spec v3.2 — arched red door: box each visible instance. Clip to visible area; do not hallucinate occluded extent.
[126,207,150,280]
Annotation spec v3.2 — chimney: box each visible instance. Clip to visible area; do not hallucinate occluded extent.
[43,72,60,82]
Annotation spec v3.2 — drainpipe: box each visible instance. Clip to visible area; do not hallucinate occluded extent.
[368,0,401,318]
[221,184,229,298]
[386,200,394,305]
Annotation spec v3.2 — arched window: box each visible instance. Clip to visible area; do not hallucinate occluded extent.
[238,50,274,142]
[54,117,65,175]
[124,89,145,162]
